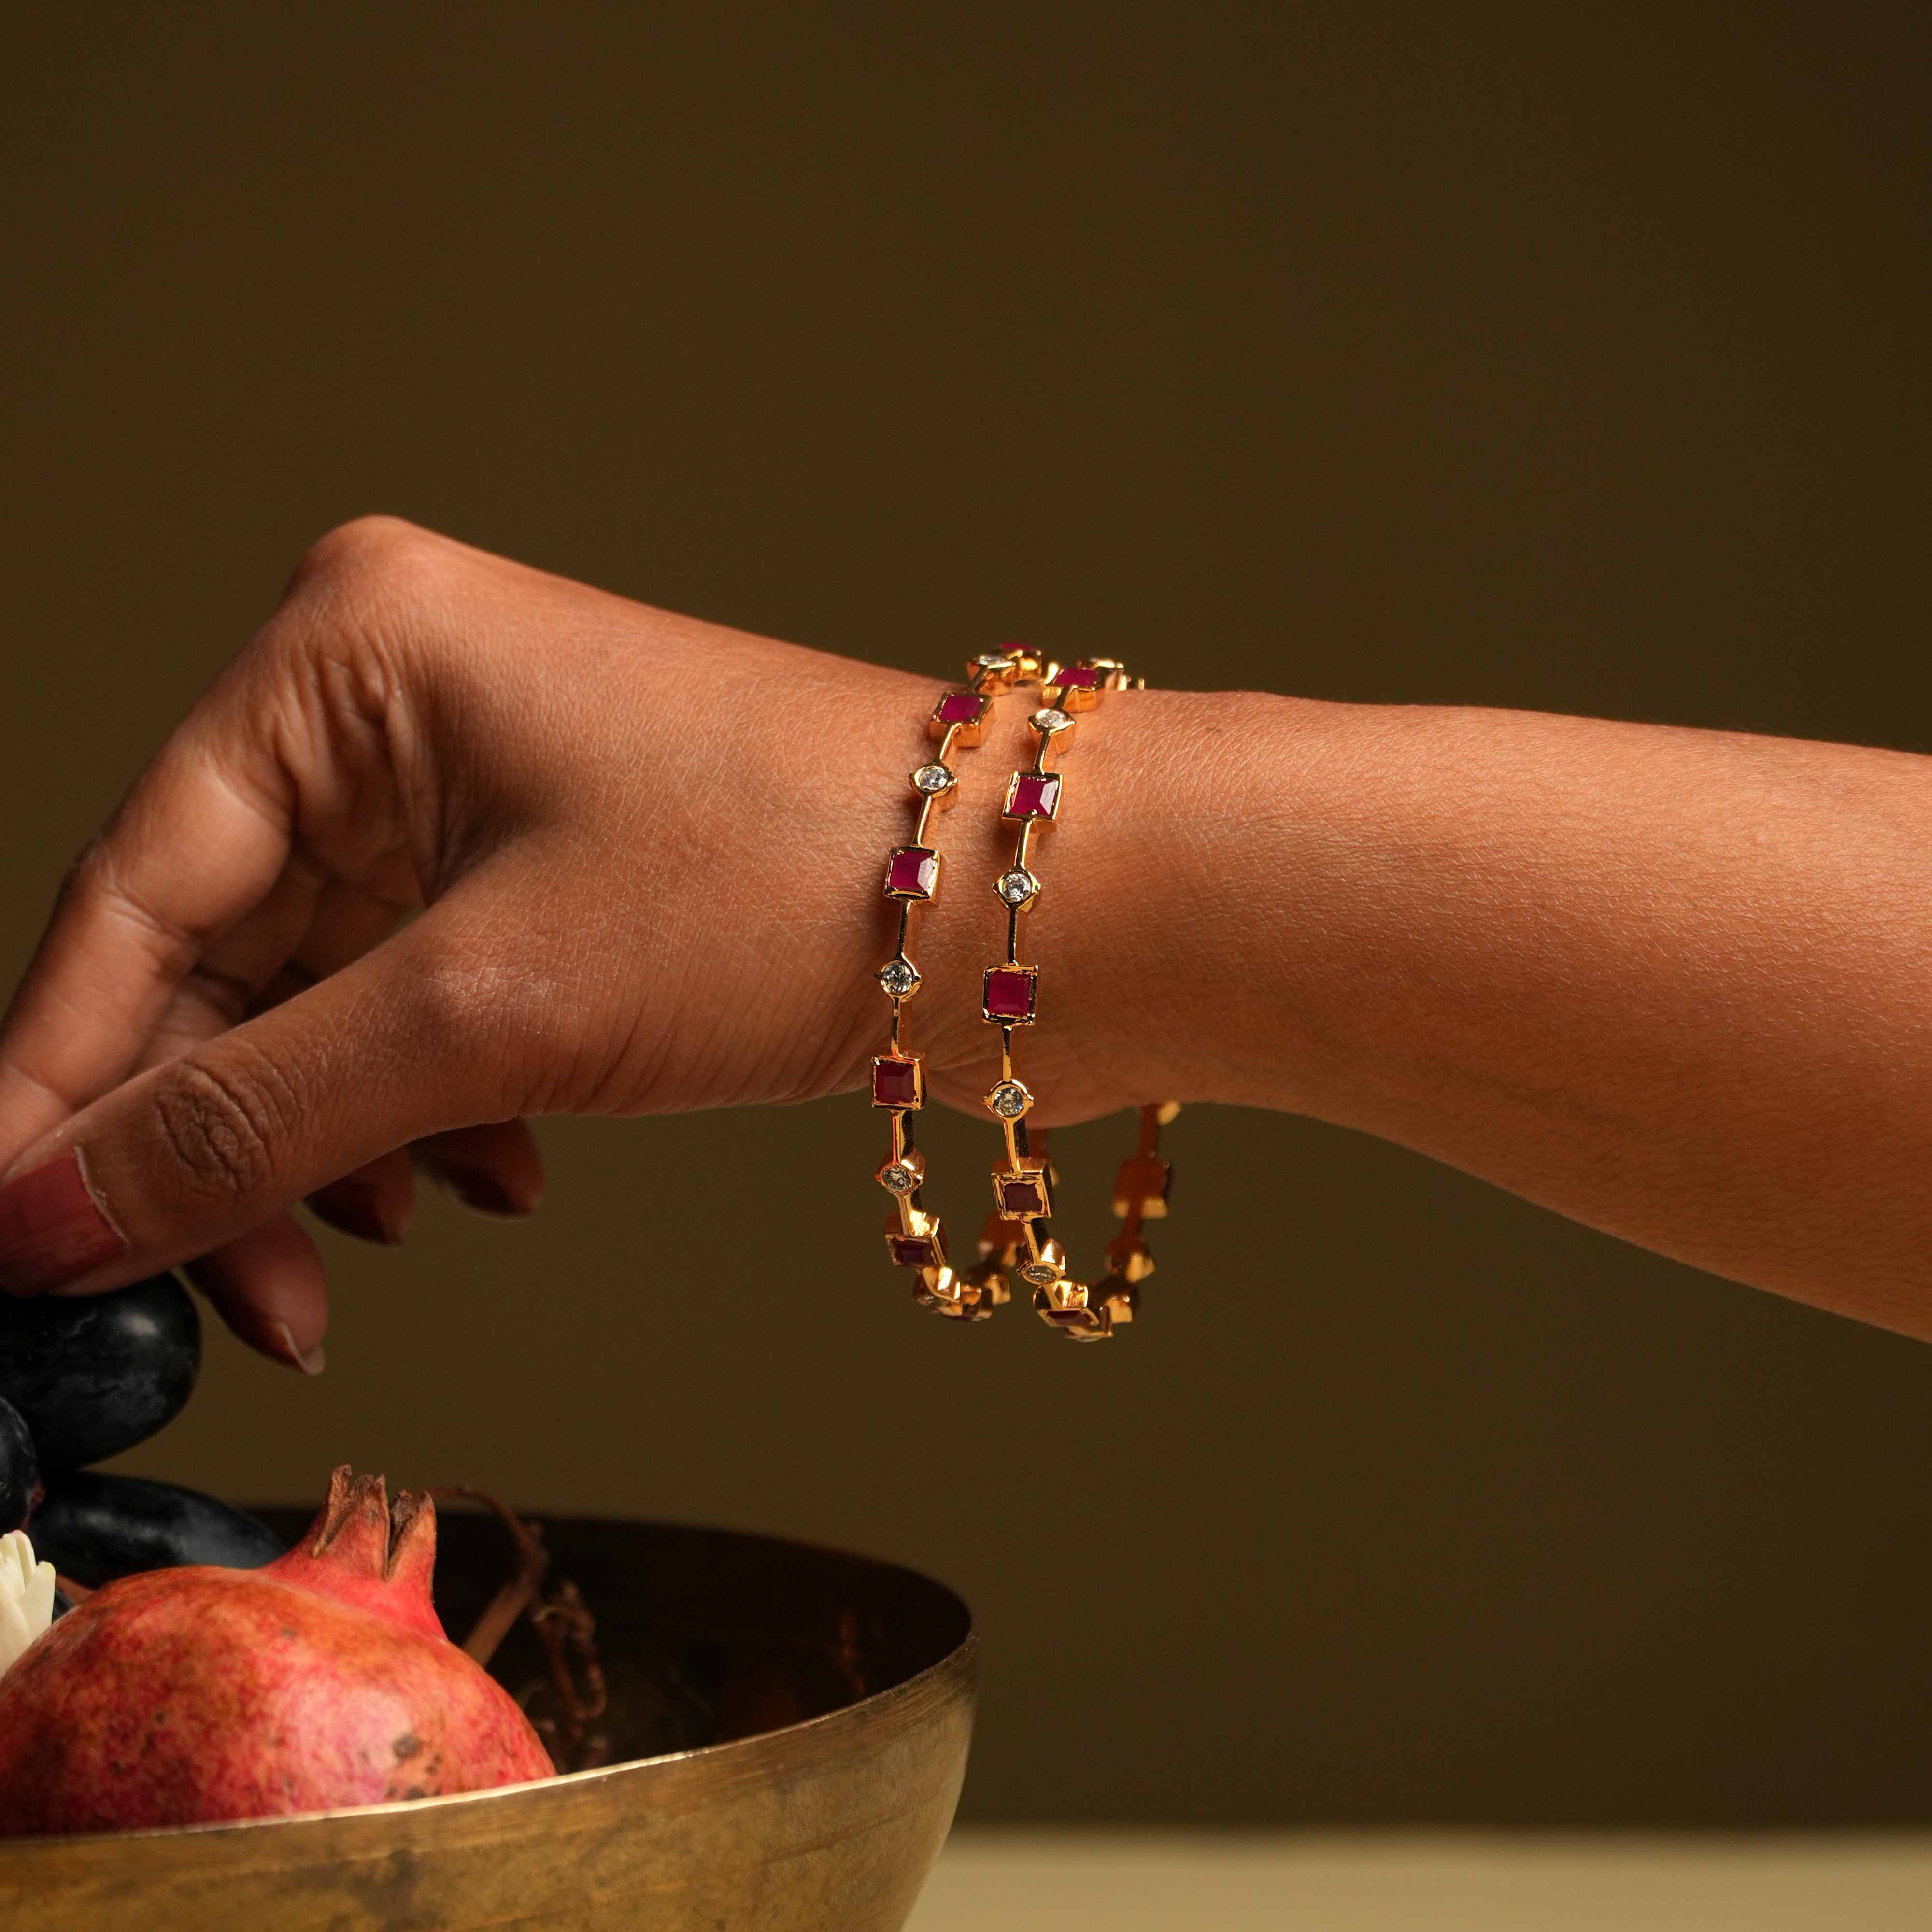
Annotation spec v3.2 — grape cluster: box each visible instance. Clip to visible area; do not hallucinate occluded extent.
[0,1276,282,1600]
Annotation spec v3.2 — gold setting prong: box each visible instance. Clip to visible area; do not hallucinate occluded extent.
[971,645,1047,689]
[1033,1277,1114,1339]
[918,1264,966,1306]
[877,1149,926,1195]
[1016,1237,1066,1288]
[967,652,1024,692]
[1042,664,1103,713]
[914,1259,1008,1321]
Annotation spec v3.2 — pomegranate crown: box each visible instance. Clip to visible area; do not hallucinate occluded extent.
[306,1466,435,1579]
[270,1466,445,1639]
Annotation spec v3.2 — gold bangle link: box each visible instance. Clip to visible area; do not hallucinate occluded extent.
[870,647,1042,1321]
[979,659,1181,1341]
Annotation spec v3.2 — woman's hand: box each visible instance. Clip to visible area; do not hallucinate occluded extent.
[0,519,1161,1366]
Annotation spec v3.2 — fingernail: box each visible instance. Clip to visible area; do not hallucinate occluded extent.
[0,1150,127,1295]
[307,1177,410,1246]
[434,1166,524,1219]
[271,1320,327,1377]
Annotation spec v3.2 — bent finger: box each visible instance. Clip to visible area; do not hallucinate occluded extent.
[0,909,517,1305]
[411,1119,544,1219]
[307,1147,417,1246]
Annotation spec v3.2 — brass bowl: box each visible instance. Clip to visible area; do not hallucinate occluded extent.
[3,1512,976,1932]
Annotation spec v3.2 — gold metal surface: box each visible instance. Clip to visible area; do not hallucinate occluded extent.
[3,1514,976,1932]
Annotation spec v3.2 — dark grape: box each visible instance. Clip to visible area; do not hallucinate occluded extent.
[27,1472,283,1587]
[0,1397,35,1534]
[0,1273,200,1470]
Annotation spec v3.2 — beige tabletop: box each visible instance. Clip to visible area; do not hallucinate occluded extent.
[907,1831,1932,1930]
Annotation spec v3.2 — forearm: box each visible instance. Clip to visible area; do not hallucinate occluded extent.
[956,690,1932,1336]
[8,511,1927,1352]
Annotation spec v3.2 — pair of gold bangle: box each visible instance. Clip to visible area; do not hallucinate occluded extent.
[869,647,1178,1341]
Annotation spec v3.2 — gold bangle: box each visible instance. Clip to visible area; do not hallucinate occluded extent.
[979,658,1179,1341]
[870,650,1179,1339]
[871,647,1041,1321]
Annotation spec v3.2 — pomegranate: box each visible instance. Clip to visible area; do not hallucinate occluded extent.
[0,1467,554,1834]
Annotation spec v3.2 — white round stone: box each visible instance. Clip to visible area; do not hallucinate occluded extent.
[987,1080,1031,1119]
[1030,708,1071,734]
[878,958,920,997]
[880,1165,916,1193]
[910,763,956,795]
[996,868,1039,906]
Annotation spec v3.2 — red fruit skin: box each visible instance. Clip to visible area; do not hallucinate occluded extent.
[0,1471,554,1836]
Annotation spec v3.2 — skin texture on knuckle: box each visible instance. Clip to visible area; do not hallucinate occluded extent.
[146,1048,300,1211]
[276,520,443,725]
[247,524,453,884]
[272,519,550,867]
[287,515,438,608]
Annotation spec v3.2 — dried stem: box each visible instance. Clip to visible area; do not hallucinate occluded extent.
[529,1579,610,1769]
[426,1485,611,1772]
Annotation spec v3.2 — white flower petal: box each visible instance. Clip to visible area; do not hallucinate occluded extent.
[0,1531,56,1677]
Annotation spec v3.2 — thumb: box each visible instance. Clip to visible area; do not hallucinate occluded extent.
[0,913,514,1303]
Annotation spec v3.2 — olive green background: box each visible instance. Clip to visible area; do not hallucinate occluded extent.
[4,5,1931,1824]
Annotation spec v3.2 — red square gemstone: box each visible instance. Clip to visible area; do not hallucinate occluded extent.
[933,690,989,727]
[997,1174,1048,1217]
[884,847,939,900]
[884,1210,943,1268]
[1002,772,1061,821]
[1055,665,1101,690]
[871,1056,924,1109]
[983,965,1037,1023]
[883,1210,942,1268]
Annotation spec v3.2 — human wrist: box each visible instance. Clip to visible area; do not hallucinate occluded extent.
[912,683,1307,1123]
